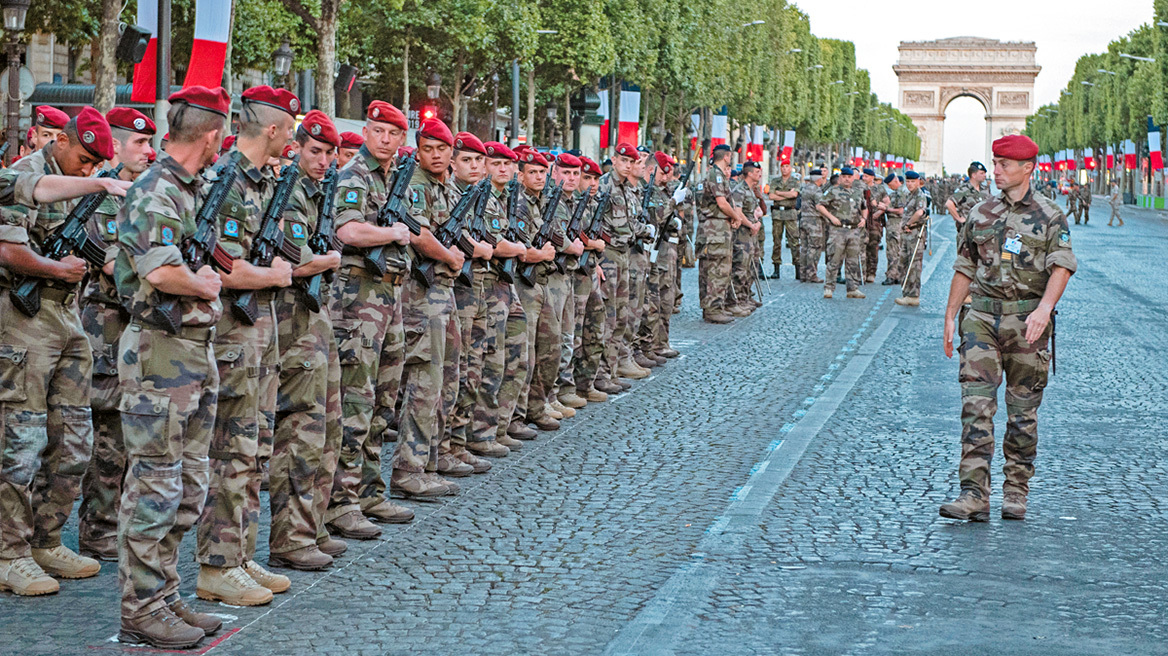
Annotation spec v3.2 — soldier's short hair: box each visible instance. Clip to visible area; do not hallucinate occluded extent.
[110,126,138,146]
[60,117,80,144]
[710,149,732,165]
[238,101,289,138]
[167,102,226,145]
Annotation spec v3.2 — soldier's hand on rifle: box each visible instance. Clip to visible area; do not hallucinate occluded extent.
[57,254,88,283]
[446,247,466,272]
[269,256,294,288]
[539,242,556,261]
[473,240,493,260]
[387,222,412,245]
[196,265,223,301]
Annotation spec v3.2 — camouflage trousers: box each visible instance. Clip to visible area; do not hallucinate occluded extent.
[325,269,399,523]
[482,280,527,440]
[680,213,697,268]
[864,220,884,279]
[270,287,332,556]
[555,263,581,396]
[515,274,559,422]
[572,269,606,393]
[825,224,864,293]
[196,296,276,568]
[598,247,630,379]
[539,273,569,405]
[798,216,826,281]
[639,241,678,354]
[78,300,128,553]
[0,293,92,561]
[470,275,515,442]
[697,219,733,313]
[900,225,927,298]
[631,247,658,356]
[883,216,903,281]
[452,275,489,446]
[117,322,217,619]
[957,309,1051,498]
[393,276,459,474]
[731,225,759,306]
[366,275,406,511]
[770,211,799,266]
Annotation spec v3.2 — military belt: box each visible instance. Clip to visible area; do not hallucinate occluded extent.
[36,285,77,306]
[345,265,404,286]
[130,318,216,343]
[970,296,1041,315]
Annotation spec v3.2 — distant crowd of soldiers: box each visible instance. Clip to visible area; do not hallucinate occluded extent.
[0,85,699,649]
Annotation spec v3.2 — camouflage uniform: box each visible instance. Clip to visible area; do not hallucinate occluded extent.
[952,187,1076,500]
[0,145,93,563]
[270,169,337,557]
[596,172,638,380]
[899,187,929,299]
[627,182,653,361]
[325,146,404,524]
[394,167,461,474]
[570,193,606,392]
[555,191,586,398]
[767,174,800,269]
[195,150,278,569]
[865,182,887,280]
[1075,186,1091,224]
[729,179,759,306]
[797,182,825,281]
[541,194,572,405]
[820,184,864,293]
[639,184,679,355]
[77,179,130,557]
[697,166,734,314]
[949,181,988,226]
[514,189,560,423]
[451,178,491,450]
[112,151,223,619]
[1065,187,1079,223]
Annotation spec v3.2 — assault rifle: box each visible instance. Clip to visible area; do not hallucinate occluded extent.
[518,181,564,286]
[364,154,422,276]
[456,180,497,286]
[631,170,656,254]
[411,179,484,288]
[575,189,611,273]
[9,165,123,317]
[492,175,522,283]
[299,160,342,313]
[228,157,303,325]
[553,188,593,273]
[152,158,238,334]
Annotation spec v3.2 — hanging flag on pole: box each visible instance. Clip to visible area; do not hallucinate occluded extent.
[1148,116,1163,170]
[781,130,795,163]
[746,125,765,161]
[1106,145,1115,170]
[852,146,863,168]
[183,0,232,90]
[618,85,641,146]
[130,1,158,103]
[597,88,610,150]
[1124,139,1137,168]
[1084,147,1095,170]
[710,111,728,148]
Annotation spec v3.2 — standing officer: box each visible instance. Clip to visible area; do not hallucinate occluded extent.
[1076,183,1091,224]
[112,86,229,648]
[816,167,866,299]
[639,152,681,361]
[895,171,928,307]
[543,153,584,417]
[326,101,414,537]
[945,162,988,226]
[597,143,643,378]
[766,161,800,280]
[879,174,905,286]
[0,107,118,595]
[570,156,612,399]
[730,161,763,316]
[195,86,297,607]
[940,135,1075,522]
[797,169,826,284]
[77,107,156,562]
[864,171,888,284]
[697,145,740,323]
[1065,182,1080,224]
[1107,183,1123,226]
[28,106,70,151]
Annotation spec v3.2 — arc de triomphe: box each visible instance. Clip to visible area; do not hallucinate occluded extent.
[894,37,1040,177]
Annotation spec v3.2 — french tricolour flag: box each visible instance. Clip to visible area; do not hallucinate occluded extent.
[1148,116,1163,170]
[1084,147,1095,170]
[781,130,795,163]
[710,113,728,148]
[852,146,863,168]
[1124,140,1137,169]
[1106,145,1114,170]
[598,89,610,150]
[130,1,158,103]
[745,125,765,162]
[184,0,232,90]
[617,88,640,146]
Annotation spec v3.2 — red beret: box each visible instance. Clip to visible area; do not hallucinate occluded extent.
[417,118,453,146]
[24,126,33,143]
[397,146,416,159]
[483,141,517,161]
[281,144,296,159]
[35,106,69,129]
[242,85,300,116]
[579,156,602,176]
[74,106,115,161]
[168,85,231,117]
[340,131,364,149]
[614,142,638,159]
[300,109,340,148]
[106,107,156,135]
[221,135,236,152]
[163,133,169,141]
[556,152,582,168]
[992,135,1039,161]
[520,150,549,168]
[653,151,673,174]
[513,144,532,155]
[367,101,408,130]
[453,131,487,155]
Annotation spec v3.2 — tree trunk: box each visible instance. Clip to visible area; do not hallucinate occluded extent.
[525,66,535,146]
[658,89,666,150]
[451,52,465,130]
[563,87,570,150]
[402,40,410,115]
[93,0,119,112]
[315,0,338,115]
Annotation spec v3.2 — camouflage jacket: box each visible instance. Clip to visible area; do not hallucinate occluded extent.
[953,187,1078,301]
[597,171,639,248]
[82,184,125,306]
[0,143,79,288]
[281,168,325,268]
[949,181,989,218]
[407,166,461,281]
[334,145,405,272]
[819,185,862,227]
[1077,187,1092,206]
[731,179,761,222]
[113,151,224,328]
[798,183,823,221]
[665,179,694,224]
[212,149,276,267]
[767,174,799,214]
[902,188,928,229]
[699,165,732,221]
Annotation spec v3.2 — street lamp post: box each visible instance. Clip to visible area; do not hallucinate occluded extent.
[272,42,294,89]
[2,0,28,164]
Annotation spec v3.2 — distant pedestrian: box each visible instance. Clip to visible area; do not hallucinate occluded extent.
[1107,183,1123,226]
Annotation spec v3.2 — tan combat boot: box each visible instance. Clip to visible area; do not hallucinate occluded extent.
[507,420,538,440]
[364,499,415,524]
[550,399,575,418]
[702,312,734,324]
[31,545,101,579]
[436,452,475,478]
[196,565,274,606]
[268,545,333,571]
[317,537,348,557]
[846,290,866,299]
[1001,491,1028,520]
[617,360,649,380]
[0,557,59,596]
[529,414,561,431]
[634,353,658,369]
[390,469,447,499]
[727,305,751,317]
[450,445,491,473]
[558,391,588,409]
[169,598,223,636]
[894,296,920,306]
[467,439,510,458]
[593,379,622,394]
[657,347,680,359]
[495,434,523,450]
[426,472,460,496]
[243,560,290,593]
[327,510,384,538]
[823,288,834,299]
[938,491,990,522]
[119,606,205,649]
[583,387,609,403]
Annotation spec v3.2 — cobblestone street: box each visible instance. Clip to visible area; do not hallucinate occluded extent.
[2,199,1165,656]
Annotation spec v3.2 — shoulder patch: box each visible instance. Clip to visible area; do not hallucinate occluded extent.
[154,216,182,246]
[344,189,359,204]
[223,218,240,239]
[290,222,306,240]
[1059,230,1071,245]
[105,218,118,238]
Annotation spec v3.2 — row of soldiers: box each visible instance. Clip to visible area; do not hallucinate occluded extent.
[0,84,694,649]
